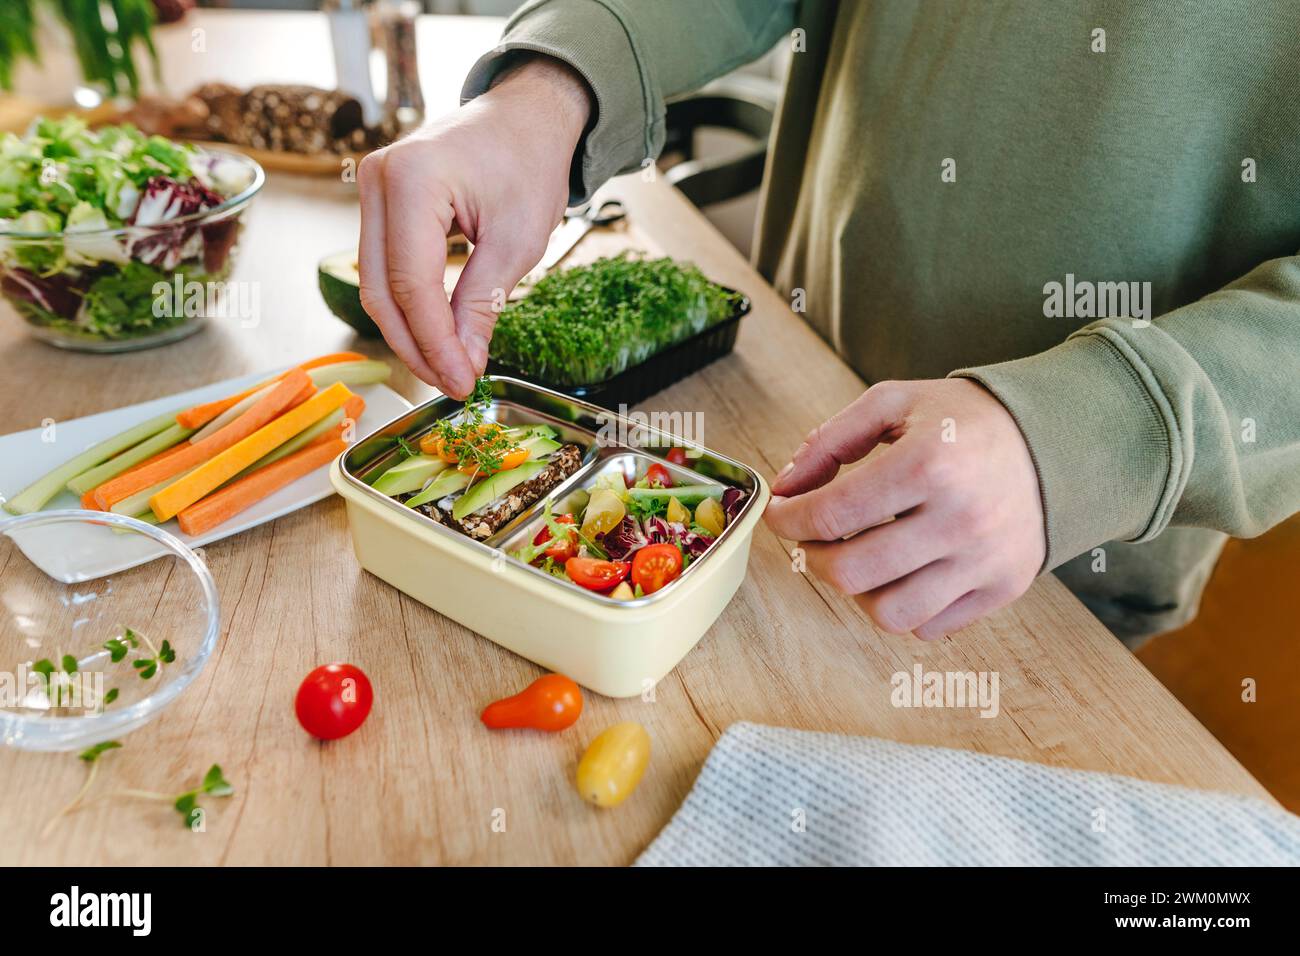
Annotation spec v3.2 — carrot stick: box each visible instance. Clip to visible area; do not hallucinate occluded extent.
[94,368,312,509]
[175,352,364,428]
[80,490,102,510]
[176,438,348,537]
[297,351,366,371]
[150,382,353,521]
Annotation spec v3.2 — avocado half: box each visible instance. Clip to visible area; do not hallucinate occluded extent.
[318,250,380,337]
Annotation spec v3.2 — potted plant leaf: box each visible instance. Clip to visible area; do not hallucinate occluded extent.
[0,0,162,98]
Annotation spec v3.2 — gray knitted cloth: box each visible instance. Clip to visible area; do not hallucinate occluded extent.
[635,722,1300,866]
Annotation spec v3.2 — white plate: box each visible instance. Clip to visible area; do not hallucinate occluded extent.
[0,369,411,582]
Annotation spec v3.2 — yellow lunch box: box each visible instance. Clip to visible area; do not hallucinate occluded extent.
[329,376,769,697]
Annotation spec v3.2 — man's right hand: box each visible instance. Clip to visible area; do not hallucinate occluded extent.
[358,55,593,398]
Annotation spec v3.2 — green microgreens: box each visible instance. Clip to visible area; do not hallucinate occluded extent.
[395,435,419,459]
[45,743,235,833]
[433,377,515,478]
[41,740,122,838]
[107,628,173,681]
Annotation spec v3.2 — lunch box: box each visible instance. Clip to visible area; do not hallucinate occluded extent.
[330,376,769,697]
[486,291,751,409]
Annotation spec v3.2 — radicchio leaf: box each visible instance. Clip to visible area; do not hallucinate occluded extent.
[129,176,228,271]
[721,487,746,524]
[600,516,647,561]
[0,267,95,320]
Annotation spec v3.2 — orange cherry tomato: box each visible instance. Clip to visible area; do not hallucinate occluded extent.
[481,673,583,732]
[631,543,683,594]
[418,434,444,456]
[458,445,528,477]
[565,557,631,591]
[645,463,672,488]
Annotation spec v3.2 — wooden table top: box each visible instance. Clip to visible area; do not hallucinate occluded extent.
[0,10,1269,866]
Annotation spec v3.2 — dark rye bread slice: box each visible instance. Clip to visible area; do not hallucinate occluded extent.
[404,443,584,540]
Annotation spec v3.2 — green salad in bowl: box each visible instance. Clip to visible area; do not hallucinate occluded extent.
[0,117,264,352]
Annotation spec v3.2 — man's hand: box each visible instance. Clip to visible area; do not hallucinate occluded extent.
[764,379,1046,640]
[358,56,593,398]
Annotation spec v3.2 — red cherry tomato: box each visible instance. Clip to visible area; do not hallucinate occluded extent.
[645,463,673,488]
[631,543,684,594]
[565,557,631,591]
[295,663,373,741]
[666,448,687,465]
[533,514,577,561]
[481,673,583,731]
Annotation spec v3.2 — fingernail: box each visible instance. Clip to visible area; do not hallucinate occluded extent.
[466,335,489,373]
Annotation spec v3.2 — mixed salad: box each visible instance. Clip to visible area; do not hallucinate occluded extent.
[512,455,746,600]
[375,380,586,540]
[0,117,256,344]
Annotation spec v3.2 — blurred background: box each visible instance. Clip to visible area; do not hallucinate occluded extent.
[3,0,1295,811]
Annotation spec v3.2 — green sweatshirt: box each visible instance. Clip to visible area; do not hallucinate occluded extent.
[463,0,1300,644]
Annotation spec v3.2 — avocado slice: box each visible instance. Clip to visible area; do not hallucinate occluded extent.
[319,250,378,337]
[405,469,471,509]
[373,454,449,496]
[453,459,549,521]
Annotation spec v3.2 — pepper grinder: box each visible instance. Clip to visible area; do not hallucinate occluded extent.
[375,0,426,135]
[324,0,383,127]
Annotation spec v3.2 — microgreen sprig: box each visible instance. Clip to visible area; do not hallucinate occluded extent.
[40,740,121,838]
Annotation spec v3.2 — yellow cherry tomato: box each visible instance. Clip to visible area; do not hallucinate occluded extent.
[575,721,651,808]
[695,497,726,537]
[665,496,690,524]
[580,488,626,540]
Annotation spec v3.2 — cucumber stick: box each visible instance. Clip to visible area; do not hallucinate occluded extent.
[67,422,195,495]
[627,484,724,508]
[308,360,391,388]
[4,409,180,515]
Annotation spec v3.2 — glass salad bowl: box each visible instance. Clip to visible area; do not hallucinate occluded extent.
[0,511,220,752]
[0,146,264,353]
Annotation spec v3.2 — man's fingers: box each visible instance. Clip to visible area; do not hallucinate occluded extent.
[383,165,475,398]
[912,587,1012,641]
[450,233,545,373]
[357,152,444,388]
[771,382,912,497]
[801,509,950,596]
[854,558,971,636]
[764,439,927,542]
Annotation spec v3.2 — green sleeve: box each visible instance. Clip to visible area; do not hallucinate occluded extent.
[461,0,798,204]
[953,253,1300,570]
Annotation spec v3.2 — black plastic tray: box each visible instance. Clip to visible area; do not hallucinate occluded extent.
[485,289,751,410]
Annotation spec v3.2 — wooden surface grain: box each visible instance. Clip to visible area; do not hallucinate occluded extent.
[0,11,1271,866]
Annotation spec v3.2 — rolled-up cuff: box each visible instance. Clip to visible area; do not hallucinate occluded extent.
[951,332,1176,571]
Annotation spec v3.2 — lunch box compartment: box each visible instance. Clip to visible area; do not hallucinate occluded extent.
[496,451,738,604]
[486,290,750,410]
[330,376,769,698]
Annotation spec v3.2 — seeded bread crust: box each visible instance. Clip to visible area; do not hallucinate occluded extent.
[404,443,583,540]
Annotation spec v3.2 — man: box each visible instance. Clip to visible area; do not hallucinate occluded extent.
[357,1,1300,644]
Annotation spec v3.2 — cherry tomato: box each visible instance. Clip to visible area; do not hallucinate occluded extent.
[645,463,673,488]
[565,557,631,591]
[630,543,683,594]
[481,673,583,731]
[666,447,688,466]
[576,722,651,807]
[533,514,577,561]
[295,663,373,741]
